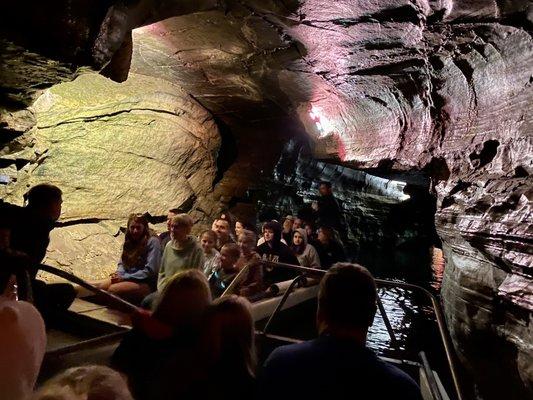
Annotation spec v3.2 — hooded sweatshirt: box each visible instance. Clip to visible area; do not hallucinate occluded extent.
[257,221,299,284]
[291,229,321,269]
[0,298,46,400]
[157,236,205,291]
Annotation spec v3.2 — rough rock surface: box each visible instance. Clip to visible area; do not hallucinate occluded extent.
[2,72,220,279]
[0,1,532,399]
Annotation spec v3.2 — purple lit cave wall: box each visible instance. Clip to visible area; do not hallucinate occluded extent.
[0,1,531,399]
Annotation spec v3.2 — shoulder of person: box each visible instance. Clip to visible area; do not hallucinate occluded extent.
[265,340,316,367]
[378,359,421,393]
[147,235,161,248]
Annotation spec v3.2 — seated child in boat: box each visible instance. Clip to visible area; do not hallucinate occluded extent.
[200,230,220,276]
[208,243,241,298]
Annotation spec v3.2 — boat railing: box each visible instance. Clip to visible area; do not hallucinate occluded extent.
[39,264,139,314]
[223,260,463,400]
[37,262,462,400]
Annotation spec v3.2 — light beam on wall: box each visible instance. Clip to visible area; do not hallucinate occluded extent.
[309,105,336,138]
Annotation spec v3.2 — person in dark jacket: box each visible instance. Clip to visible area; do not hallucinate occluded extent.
[256,221,299,285]
[0,184,75,319]
[313,181,346,237]
[259,263,423,400]
[315,226,346,269]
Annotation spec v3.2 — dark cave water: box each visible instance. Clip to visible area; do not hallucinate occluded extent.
[245,148,455,395]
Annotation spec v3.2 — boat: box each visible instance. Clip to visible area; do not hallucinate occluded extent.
[38,262,464,400]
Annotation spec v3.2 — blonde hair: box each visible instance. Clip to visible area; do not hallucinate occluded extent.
[153,269,212,327]
[32,365,133,400]
[203,295,256,377]
[238,229,257,244]
[171,213,194,227]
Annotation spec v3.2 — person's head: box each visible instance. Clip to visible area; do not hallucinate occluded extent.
[220,243,241,271]
[235,220,245,238]
[1,299,46,400]
[201,295,256,377]
[126,213,149,242]
[293,218,303,230]
[200,230,217,254]
[153,269,211,331]
[25,184,63,221]
[32,365,133,400]
[238,230,257,256]
[170,213,194,243]
[317,226,334,244]
[304,222,316,239]
[317,263,377,342]
[263,221,282,245]
[282,216,294,233]
[166,208,179,232]
[213,218,230,240]
[122,214,151,268]
[318,181,332,196]
[292,228,308,255]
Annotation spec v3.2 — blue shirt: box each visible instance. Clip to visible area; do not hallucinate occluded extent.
[117,236,161,284]
[259,335,423,400]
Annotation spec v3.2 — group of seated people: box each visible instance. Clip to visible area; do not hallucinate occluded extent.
[91,209,348,308]
[0,183,423,399]
[1,263,422,400]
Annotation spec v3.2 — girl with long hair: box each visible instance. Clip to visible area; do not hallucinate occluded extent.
[95,213,161,304]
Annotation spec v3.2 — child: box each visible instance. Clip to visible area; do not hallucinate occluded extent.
[236,230,263,298]
[209,243,241,298]
[200,230,220,276]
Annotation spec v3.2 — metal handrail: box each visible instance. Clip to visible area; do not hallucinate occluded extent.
[262,275,306,335]
[39,264,139,313]
[226,260,463,400]
[420,351,444,400]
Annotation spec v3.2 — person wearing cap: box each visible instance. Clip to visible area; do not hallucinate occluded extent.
[212,214,235,251]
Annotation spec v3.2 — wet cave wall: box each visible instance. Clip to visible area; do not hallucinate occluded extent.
[1,1,532,399]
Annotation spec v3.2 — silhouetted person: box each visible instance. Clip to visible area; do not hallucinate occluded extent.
[315,226,346,269]
[113,270,212,400]
[259,263,423,400]
[0,184,75,319]
[313,181,345,237]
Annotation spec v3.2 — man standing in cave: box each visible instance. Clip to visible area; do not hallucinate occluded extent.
[0,184,76,321]
[313,181,347,239]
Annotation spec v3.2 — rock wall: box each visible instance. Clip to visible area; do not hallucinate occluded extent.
[1,72,220,280]
[0,1,531,398]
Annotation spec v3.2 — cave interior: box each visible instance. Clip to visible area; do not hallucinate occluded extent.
[0,1,531,400]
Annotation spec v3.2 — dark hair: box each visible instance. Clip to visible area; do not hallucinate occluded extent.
[318,225,334,240]
[25,184,62,207]
[121,214,151,270]
[221,243,241,259]
[263,221,282,245]
[318,263,377,329]
[319,181,332,189]
[236,219,256,233]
